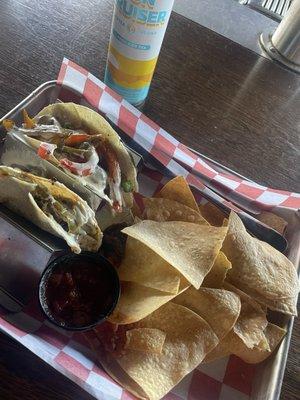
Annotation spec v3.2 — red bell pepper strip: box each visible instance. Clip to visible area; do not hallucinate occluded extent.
[64,133,91,146]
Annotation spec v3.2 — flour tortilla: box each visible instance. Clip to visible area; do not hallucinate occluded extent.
[0,166,102,253]
[37,102,138,208]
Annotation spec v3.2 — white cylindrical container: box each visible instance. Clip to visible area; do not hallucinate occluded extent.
[104,0,174,107]
[272,0,300,65]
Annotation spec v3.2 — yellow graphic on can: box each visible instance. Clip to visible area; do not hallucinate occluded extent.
[108,45,158,90]
[104,0,174,105]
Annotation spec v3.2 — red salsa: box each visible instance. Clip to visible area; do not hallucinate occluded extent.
[40,254,119,329]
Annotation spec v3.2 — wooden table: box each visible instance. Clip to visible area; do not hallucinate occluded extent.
[0,0,299,399]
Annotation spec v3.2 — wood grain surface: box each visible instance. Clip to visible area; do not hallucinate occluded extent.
[0,0,299,399]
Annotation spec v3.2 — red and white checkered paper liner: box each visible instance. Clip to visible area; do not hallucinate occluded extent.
[58,58,300,214]
[0,58,298,400]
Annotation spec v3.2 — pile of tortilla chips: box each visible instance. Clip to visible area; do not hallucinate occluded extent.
[88,176,298,400]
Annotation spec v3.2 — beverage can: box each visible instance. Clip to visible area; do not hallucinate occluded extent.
[104,0,174,107]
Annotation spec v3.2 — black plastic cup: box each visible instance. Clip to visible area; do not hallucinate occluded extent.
[39,252,120,331]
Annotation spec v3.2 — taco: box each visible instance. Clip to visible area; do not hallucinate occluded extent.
[0,166,102,253]
[3,103,138,212]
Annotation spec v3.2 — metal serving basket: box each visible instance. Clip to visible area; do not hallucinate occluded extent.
[0,81,142,313]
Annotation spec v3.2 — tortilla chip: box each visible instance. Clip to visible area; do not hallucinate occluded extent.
[231,286,297,316]
[204,323,286,364]
[125,328,166,354]
[202,251,231,288]
[108,279,190,325]
[257,211,287,235]
[198,202,226,226]
[224,282,268,349]
[118,237,181,294]
[234,299,268,349]
[102,353,148,399]
[114,302,219,400]
[156,176,199,212]
[224,282,267,313]
[256,294,297,316]
[223,212,298,315]
[122,221,227,289]
[224,281,297,317]
[203,333,231,363]
[85,333,148,400]
[143,198,208,225]
[260,323,286,351]
[173,287,241,340]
